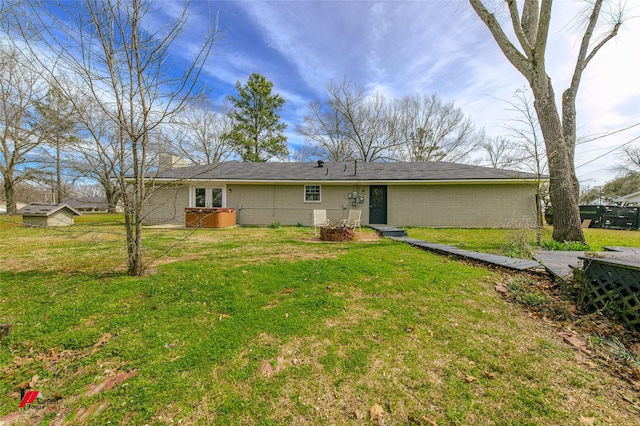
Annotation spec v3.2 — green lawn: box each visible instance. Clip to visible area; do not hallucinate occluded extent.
[0,216,638,424]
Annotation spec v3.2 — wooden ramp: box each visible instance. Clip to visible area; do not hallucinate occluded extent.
[380,232,640,279]
[533,251,584,281]
[392,237,544,272]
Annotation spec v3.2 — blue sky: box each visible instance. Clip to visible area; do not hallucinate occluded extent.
[170,1,639,185]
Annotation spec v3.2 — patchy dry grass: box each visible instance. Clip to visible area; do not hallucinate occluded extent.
[0,216,639,425]
[0,217,378,275]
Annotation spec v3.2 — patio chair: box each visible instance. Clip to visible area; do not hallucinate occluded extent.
[313,209,330,235]
[343,209,362,235]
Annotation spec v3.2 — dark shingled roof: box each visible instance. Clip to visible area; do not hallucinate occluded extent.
[16,203,81,217]
[153,161,541,182]
[62,196,109,210]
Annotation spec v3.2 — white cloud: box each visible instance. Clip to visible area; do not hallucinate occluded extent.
[189,1,638,184]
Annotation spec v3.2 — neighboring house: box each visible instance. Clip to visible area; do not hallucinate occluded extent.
[17,203,81,227]
[144,161,543,228]
[0,202,27,214]
[615,191,640,205]
[62,196,110,212]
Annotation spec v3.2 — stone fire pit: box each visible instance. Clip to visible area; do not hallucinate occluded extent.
[320,225,356,242]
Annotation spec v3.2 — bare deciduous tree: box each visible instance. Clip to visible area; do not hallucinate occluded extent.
[393,94,480,163]
[504,87,549,243]
[620,145,640,174]
[480,136,522,169]
[69,93,124,214]
[10,0,218,275]
[330,81,399,162]
[300,80,481,163]
[503,88,547,178]
[34,84,78,204]
[0,46,47,214]
[469,0,624,243]
[296,99,355,162]
[167,98,234,165]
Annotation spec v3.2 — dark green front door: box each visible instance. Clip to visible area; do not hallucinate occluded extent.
[369,185,387,224]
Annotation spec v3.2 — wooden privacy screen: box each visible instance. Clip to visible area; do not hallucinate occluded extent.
[579,257,640,331]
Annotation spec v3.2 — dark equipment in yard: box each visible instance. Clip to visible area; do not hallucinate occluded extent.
[602,206,639,230]
[550,205,640,230]
[578,205,604,228]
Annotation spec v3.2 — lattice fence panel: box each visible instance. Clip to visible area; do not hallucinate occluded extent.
[579,258,640,331]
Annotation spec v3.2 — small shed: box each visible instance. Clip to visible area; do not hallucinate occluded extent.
[17,203,81,227]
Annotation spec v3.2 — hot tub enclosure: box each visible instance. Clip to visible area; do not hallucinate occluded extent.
[185,207,237,228]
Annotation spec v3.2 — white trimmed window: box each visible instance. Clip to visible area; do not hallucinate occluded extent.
[190,187,224,207]
[304,185,321,202]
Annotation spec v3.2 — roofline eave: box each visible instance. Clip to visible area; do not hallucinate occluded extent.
[148,178,546,185]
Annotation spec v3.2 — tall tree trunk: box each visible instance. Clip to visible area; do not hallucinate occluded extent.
[3,176,16,215]
[105,185,119,214]
[56,138,63,204]
[124,202,138,275]
[531,75,585,243]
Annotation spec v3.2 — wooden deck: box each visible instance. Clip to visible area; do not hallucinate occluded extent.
[533,251,584,280]
[604,246,640,255]
[368,225,408,237]
[392,237,544,272]
[534,248,640,281]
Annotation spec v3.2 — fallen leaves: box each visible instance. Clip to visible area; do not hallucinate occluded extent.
[617,390,640,411]
[494,271,640,410]
[494,282,509,295]
[370,403,385,425]
[9,355,34,369]
[15,374,42,391]
[10,334,113,368]
[85,371,136,396]
[163,340,179,349]
[90,333,112,355]
[483,370,497,380]
[29,374,40,388]
[558,330,592,355]
[579,416,596,426]
[464,374,479,383]
[73,400,109,423]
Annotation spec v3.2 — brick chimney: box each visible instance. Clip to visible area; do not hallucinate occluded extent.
[158,154,189,172]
